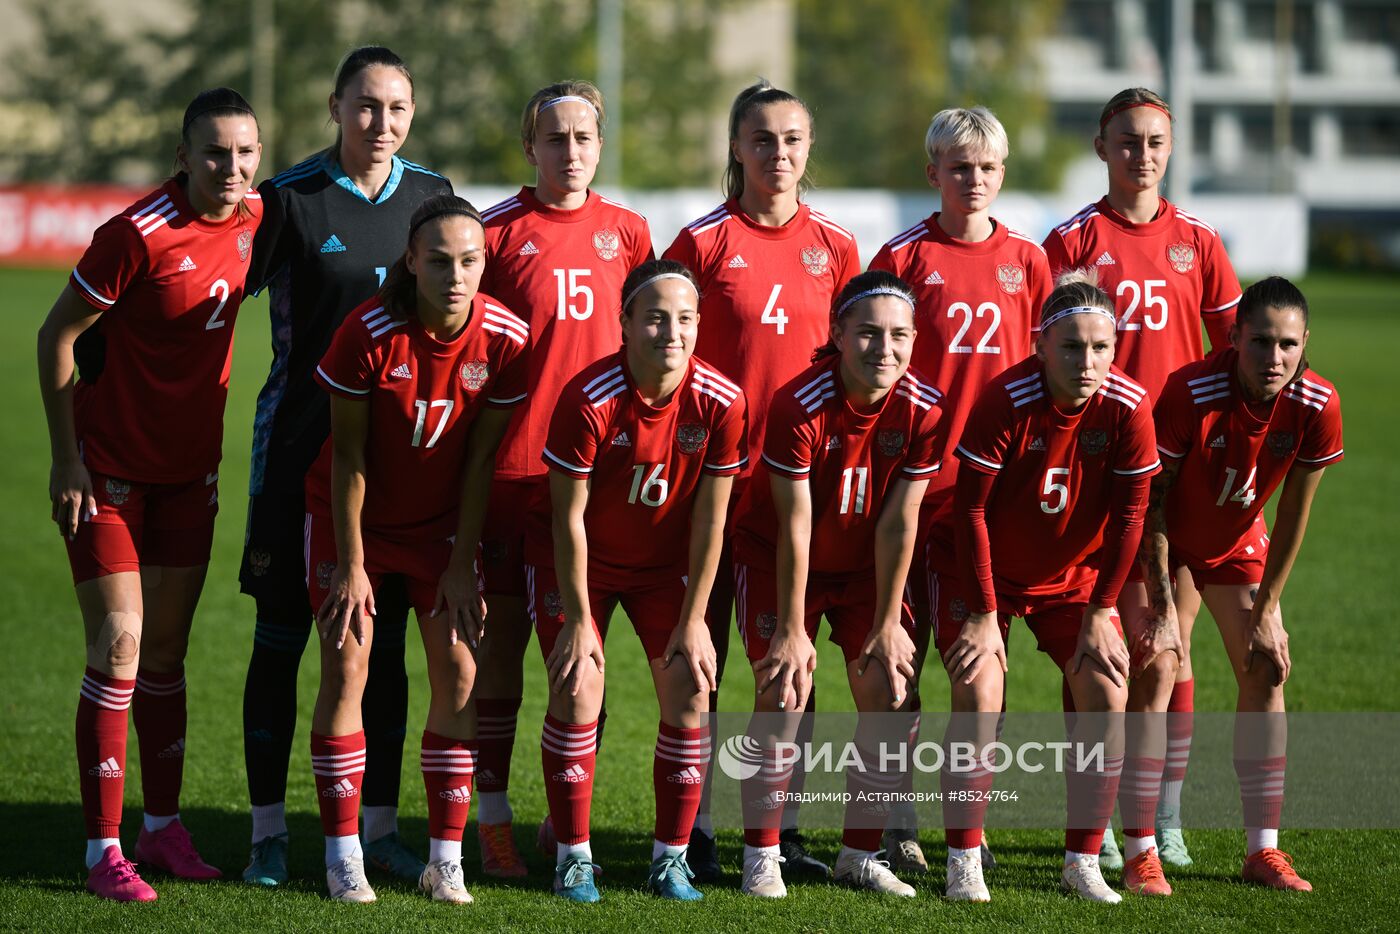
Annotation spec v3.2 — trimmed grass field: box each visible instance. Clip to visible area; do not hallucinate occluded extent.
[2,268,1397,931]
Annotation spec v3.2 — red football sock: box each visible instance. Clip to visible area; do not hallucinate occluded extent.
[311,731,365,837]
[541,714,596,845]
[1235,754,1286,830]
[653,722,709,846]
[421,731,476,844]
[741,745,794,848]
[1164,679,1195,801]
[1065,751,1123,854]
[843,742,899,852]
[942,759,996,851]
[473,697,520,796]
[1119,756,1165,839]
[76,667,134,839]
[133,666,186,817]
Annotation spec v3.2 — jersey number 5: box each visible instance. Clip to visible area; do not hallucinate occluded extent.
[1040,467,1070,514]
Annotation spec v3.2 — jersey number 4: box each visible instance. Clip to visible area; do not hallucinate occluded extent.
[760,284,789,334]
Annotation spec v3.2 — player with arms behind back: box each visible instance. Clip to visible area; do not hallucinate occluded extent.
[528,260,746,903]
[1143,276,1341,893]
[930,270,1158,904]
[37,88,262,902]
[664,80,860,881]
[1043,87,1243,869]
[304,196,528,904]
[239,46,453,887]
[868,105,1050,871]
[733,271,944,900]
[472,80,653,877]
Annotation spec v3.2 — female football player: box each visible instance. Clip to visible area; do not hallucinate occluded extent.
[528,259,746,902]
[664,80,860,881]
[239,46,452,887]
[1143,276,1340,892]
[931,269,1158,903]
[306,195,528,904]
[38,88,262,901]
[1043,87,1243,869]
[472,80,653,878]
[733,270,944,900]
[869,104,1051,872]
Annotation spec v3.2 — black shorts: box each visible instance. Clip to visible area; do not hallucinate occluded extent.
[240,481,312,611]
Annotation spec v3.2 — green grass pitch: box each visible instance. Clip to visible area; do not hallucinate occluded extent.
[1,268,1396,931]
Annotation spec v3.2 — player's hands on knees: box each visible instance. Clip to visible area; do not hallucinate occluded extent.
[1129,600,1183,677]
[1246,600,1290,686]
[755,628,816,712]
[857,622,917,708]
[663,617,717,695]
[942,611,1008,686]
[432,564,485,649]
[547,620,604,697]
[49,459,96,539]
[1072,604,1130,688]
[317,562,375,650]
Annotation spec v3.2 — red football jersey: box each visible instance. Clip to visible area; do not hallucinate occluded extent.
[952,357,1160,599]
[664,199,861,470]
[481,187,653,481]
[733,357,945,577]
[530,352,747,578]
[869,215,1051,503]
[1155,348,1344,568]
[307,293,530,541]
[70,180,262,482]
[1043,197,1242,401]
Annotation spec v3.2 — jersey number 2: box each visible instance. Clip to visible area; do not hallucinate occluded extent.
[205,279,230,330]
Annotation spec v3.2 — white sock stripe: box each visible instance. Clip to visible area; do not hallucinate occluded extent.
[312,764,366,778]
[541,740,596,757]
[312,749,369,763]
[420,749,478,761]
[655,752,712,766]
[543,724,598,744]
[81,677,135,700]
[79,686,132,711]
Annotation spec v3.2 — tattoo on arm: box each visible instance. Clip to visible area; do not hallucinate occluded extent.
[1139,461,1181,614]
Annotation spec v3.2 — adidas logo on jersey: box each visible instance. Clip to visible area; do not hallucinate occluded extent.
[553,763,589,784]
[1095,251,1116,266]
[519,240,540,256]
[727,254,748,269]
[320,234,347,254]
[825,435,842,451]
[1210,435,1226,448]
[321,778,358,798]
[439,784,472,804]
[924,270,945,285]
[178,255,197,272]
[390,363,412,379]
[1029,436,1047,452]
[667,766,705,785]
[88,756,123,778]
[611,431,632,447]
[158,739,185,760]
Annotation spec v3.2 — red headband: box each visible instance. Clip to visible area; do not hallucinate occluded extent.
[1099,101,1171,132]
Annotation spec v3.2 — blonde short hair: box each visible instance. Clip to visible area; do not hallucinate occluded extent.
[924,106,1008,165]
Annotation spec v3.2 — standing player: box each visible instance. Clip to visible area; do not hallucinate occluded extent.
[931,270,1158,903]
[239,46,452,887]
[734,271,945,900]
[664,80,860,881]
[528,260,746,902]
[1144,276,1340,892]
[37,88,262,901]
[472,80,652,878]
[305,195,529,904]
[869,105,1050,871]
[1043,87,1243,869]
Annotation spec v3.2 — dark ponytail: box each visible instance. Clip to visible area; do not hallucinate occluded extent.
[1236,275,1311,381]
[723,80,813,201]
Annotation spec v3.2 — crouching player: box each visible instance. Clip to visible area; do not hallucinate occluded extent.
[931,269,1158,903]
[734,271,946,899]
[306,195,529,903]
[529,259,747,902]
[1143,276,1341,892]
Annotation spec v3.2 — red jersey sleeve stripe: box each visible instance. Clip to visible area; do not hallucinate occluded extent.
[368,320,404,339]
[955,445,1001,471]
[1157,444,1188,460]
[583,364,625,396]
[885,221,928,252]
[486,391,528,405]
[1204,294,1242,313]
[70,269,117,306]
[1175,209,1220,236]
[761,453,808,477]
[693,363,742,396]
[481,197,522,222]
[808,211,854,240]
[1297,449,1344,466]
[542,447,591,475]
[1113,459,1161,477]
[704,456,749,472]
[316,365,369,396]
[687,205,730,235]
[1100,388,1144,410]
[900,373,944,402]
[1054,204,1098,237]
[694,382,739,406]
[1006,228,1049,254]
[895,387,934,411]
[1296,377,1334,399]
[902,461,941,476]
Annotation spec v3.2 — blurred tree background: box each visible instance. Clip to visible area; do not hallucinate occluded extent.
[3,0,1071,191]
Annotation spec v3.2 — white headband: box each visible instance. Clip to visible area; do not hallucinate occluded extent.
[623,273,699,312]
[539,95,600,120]
[1040,304,1116,332]
[835,286,916,320]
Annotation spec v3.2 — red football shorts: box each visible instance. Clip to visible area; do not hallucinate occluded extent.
[526,563,689,662]
[480,477,542,598]
[734,562,915,664]
[65,469,219,583]
[1124,514,1269,591]
[304,511,477,619]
